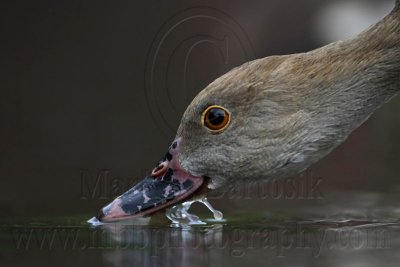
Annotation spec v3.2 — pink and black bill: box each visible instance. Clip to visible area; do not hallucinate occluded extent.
[97,138,205,222]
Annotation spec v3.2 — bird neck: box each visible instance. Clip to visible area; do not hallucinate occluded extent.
[308,3,400,132]
[286,2,400,168]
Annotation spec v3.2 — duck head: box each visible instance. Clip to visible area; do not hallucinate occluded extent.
[97,57,314,222]
[97,1,400,222]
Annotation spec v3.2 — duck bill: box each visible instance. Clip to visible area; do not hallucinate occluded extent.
[97,138,205,222]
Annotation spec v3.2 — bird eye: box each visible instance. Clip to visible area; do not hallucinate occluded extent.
[201,105,231,133]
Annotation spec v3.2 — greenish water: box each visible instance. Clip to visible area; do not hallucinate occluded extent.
[1,205,400,267]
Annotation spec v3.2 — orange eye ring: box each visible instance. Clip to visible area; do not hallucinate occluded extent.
[201,105,231,133]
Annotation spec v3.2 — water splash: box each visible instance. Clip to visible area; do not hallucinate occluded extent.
[166,196,225,226]
[87,217,104,226]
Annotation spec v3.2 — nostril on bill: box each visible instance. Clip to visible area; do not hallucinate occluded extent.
[96,209,105,221]
[151,162,168,177]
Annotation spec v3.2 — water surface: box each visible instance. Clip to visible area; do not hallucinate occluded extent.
[2,191,400,267]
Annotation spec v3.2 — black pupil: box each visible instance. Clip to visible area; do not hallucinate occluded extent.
[208,108,225,126]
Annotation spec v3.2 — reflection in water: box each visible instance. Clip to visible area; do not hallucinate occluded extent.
[100,223,224,266]
[4,192,400,267]
[3,215,400,267]
[94,218,399,267]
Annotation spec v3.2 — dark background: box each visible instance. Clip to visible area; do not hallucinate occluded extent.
[0,0,399,220]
